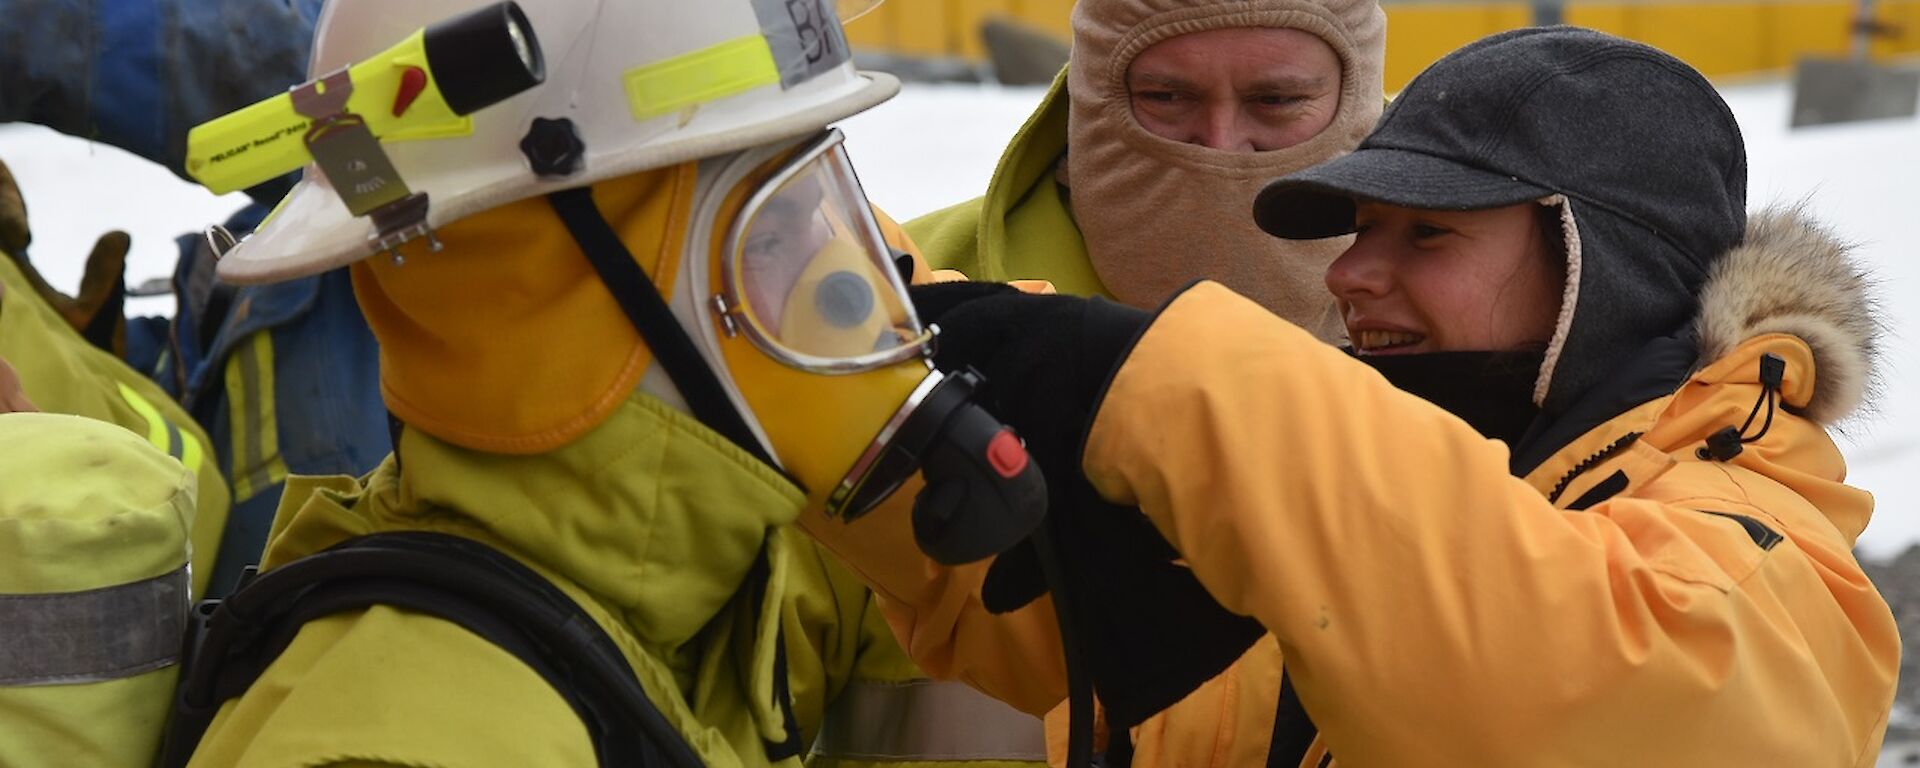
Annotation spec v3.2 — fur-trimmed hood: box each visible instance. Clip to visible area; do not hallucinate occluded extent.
[1693,206,1882,426]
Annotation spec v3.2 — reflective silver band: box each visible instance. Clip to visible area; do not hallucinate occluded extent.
[164,415,185,463]
[0,567,189,686]
[830,369,943,518]
[812,679,1049,762]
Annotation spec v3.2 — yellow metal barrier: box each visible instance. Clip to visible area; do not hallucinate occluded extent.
[1381,3,1534,88]
[848,0,1920,90]
[846,0,1075,61]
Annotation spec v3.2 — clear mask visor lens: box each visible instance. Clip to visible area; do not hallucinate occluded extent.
[725,131,928,373]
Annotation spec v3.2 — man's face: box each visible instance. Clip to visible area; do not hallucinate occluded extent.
[1126,27,1343,152]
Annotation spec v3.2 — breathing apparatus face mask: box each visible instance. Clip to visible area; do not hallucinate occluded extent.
[722,135,924,371]
[708,130,1046,564]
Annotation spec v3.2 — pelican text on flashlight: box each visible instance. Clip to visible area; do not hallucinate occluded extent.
[205,120,312,167]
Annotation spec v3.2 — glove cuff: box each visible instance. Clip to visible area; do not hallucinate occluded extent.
[1073,297,1151,460]
[1079,297,1150,392]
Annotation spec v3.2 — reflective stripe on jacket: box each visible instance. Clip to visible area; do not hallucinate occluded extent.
[0,413,196,768]
[146,203,392,599]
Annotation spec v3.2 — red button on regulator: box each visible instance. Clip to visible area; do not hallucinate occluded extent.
[392,66,429,117]
[986,429,1029,479]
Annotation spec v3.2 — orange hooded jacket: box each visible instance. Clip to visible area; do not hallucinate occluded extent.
[807,208,1899,767]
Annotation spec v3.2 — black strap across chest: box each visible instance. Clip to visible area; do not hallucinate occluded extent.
[160,531,731,767]
[546,186,777,469]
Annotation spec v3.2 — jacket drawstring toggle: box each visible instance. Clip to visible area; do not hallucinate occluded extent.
[1698,352,1786,462]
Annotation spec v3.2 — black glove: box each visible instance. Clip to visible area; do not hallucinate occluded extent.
[910,282,1267,729]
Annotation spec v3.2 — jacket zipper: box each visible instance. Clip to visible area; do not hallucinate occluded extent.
[1546,432,1644,505]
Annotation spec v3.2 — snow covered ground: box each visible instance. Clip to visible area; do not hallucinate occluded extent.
[3,79,1919,556]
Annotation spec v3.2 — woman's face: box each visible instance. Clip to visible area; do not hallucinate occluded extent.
[1326,201,1564,355]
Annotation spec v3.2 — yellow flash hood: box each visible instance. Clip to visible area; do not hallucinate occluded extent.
[352,164,695,454]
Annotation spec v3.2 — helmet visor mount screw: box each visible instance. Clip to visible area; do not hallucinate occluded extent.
[520,117,587,178]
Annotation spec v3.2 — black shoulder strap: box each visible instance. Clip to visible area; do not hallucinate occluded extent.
[545,186,777,469]
[159,531,705,768]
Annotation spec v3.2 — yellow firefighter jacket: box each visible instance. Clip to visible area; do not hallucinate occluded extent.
[184,200,1043,768]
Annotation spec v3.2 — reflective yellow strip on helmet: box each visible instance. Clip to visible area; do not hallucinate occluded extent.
[115,383,204,474]
[225,333,288,502]
[0,567,188,685]
[811,679,1049,761]
[624,35,781,121]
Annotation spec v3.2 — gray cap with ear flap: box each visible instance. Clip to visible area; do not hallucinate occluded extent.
[1252,148,1551,239]
[1255,26,1747,417]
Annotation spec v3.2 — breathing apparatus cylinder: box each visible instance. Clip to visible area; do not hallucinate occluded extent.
[185,1,544,195]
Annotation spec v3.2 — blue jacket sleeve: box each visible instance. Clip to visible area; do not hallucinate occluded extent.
[0,0,322,202]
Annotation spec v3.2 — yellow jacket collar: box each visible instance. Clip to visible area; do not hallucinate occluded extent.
[1522,332,1869,543]
[1522,208,1878,541]
[973,70,1074,276]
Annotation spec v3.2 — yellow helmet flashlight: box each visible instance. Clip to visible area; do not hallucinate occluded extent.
[186,1,544,200]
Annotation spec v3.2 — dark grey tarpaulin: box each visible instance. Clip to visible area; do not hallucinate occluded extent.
[1790,58,1920,127]
[1789,0,1920,128]
[980,17,1069,87]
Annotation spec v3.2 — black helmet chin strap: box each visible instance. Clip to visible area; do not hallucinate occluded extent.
[545,185,777,469]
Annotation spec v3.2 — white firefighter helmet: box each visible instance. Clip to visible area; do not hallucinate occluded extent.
[215,0,898,284]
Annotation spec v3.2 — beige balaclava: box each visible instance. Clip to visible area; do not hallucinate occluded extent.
[1067,0,1386,340]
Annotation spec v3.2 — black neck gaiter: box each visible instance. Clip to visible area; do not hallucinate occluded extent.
[1353,350,1546,450]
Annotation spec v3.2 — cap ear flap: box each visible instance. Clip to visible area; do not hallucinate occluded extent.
[1532,194,1584,406]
